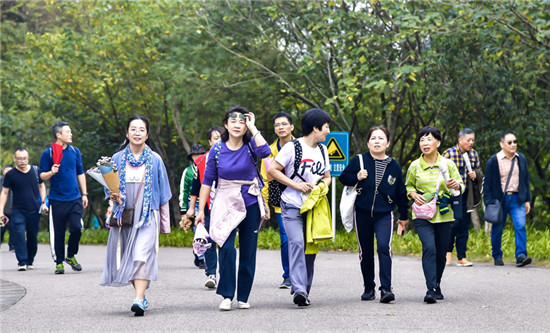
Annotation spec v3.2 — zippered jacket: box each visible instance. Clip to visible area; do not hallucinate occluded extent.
[339,152,408,220]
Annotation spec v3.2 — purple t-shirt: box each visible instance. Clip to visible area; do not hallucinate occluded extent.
[203,140,270,206]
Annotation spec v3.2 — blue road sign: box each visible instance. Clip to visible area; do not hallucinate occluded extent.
[321,132,349,177]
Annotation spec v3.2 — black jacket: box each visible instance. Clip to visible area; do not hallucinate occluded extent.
[339,153,408,220]
[483,152,531,205]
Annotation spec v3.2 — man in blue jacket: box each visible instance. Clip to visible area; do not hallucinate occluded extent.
[40,121,88,274]
[483,131,531,267]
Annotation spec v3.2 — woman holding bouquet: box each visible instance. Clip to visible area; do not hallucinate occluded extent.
[100,115,172,317]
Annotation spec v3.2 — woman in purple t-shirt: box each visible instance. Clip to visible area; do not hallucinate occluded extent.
[196,105,270,311]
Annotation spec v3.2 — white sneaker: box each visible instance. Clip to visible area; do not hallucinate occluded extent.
[205,275,217,289]
[18,265,27,271]
[237,301,250,309]
[27,265,34,270]
[219,298,232,311]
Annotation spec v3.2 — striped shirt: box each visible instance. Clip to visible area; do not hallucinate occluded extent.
[374,157,392,188]
[442,144,480,185]
[405,154,464,223]
[496,151,519,193]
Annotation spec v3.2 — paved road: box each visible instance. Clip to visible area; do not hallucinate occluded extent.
[1,243,549,332]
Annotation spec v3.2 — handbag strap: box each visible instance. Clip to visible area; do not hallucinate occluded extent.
[434,171,442,197]
[358,154,364,170]
[130,168,147,209]
[501,157,516,201]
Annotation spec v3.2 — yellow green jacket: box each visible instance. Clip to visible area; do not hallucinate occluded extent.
[300,180,333,254]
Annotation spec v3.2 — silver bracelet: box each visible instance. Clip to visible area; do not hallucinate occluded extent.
[253,131,261,139]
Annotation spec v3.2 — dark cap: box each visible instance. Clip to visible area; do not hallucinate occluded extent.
[188,144,206,161]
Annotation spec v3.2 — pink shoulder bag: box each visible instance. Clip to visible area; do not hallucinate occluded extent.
[411,172,441,220]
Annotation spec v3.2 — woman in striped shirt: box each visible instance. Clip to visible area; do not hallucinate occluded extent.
[339,126,409,304]
[404,126,464,304]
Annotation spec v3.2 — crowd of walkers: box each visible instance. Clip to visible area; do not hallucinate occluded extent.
[0,107,533,316]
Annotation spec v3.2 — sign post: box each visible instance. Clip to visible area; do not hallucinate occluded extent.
[321,132,349,241]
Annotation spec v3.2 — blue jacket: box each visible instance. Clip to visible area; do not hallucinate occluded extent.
[483,152,531,205]
[339,153,408,220]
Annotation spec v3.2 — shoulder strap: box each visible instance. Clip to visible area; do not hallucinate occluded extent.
[317,142,327,169]
[289,139,305,182]
[358,154,364,170]
[246,143,264,187]
[503,157,515,197]
[32,165,39,184]
[213,141,222,169]
[131,169,147,209]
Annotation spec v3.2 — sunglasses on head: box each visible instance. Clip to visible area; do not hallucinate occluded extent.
[229,112,247,119]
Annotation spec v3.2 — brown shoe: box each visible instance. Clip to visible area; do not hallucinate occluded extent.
[446,252,452,265]
[457,258,473,267]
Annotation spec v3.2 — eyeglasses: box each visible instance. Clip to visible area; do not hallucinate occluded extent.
[274,122,290,128]
[229,112,247,119]
[507,140,518,145]
[129,128,147,134]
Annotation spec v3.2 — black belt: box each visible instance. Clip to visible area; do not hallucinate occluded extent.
[505,191,518,195]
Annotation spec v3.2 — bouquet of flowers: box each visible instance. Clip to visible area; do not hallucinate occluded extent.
[86,156,120,193]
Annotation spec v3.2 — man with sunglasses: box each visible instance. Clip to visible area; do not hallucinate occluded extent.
[260,112,295,289]
[484,130,532,267]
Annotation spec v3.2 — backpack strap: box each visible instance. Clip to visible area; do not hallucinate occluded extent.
[317,142,327,171]
[288,139,305,182]
[32,165,40,184]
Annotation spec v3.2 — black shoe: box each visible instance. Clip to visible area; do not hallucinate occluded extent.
[435,286,444,300]
[494,257,504,266]
[361,288,375,301]
[424,290,437,304]
[293,292,310,307]
[379,288,395,303]
[516,255,532,267]
[194,255,200,267]
[198,259,205,269]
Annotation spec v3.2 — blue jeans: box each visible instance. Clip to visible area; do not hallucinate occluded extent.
[11,210,40,266]
[491,193,527,260]
[276,212,290,279]
[414,219,453,290]
[216,203,260,302]
[448,195,470,260]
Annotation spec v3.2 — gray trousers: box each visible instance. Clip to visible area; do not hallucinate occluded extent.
[281,201,316,296]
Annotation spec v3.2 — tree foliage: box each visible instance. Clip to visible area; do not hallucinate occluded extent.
[1,0,549,226]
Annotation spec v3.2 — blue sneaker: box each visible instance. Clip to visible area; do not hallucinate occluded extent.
[131,298,148,316]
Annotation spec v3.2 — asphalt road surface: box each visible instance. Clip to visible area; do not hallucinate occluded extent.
[1,244,549,332]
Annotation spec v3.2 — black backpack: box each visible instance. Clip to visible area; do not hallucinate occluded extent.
[268,140,326,207]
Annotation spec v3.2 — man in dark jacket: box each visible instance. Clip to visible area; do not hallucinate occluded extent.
[483,131,531,267]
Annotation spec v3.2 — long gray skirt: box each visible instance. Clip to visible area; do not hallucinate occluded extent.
[100,182,159,287]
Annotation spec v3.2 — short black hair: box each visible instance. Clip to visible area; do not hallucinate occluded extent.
[207,126,225,141]
[416,126,442,142]
[500,130,516,142]
[52,121,69,139]
[458,128,474,139]
[272,112,293,125]
[221,105,251,143]
[118,115,150,151]
[301,108,331,136]
[3,164,13,172]
[14,147,28,154]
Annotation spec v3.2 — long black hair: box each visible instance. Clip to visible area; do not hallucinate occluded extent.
[118,115,151,151]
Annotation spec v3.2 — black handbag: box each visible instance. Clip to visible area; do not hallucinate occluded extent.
[113,171,145,227]
[484,158,515,224]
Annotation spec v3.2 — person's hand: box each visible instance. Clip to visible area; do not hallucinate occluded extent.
[468,171,476,180]
[186,207,195,218]
[107,205,113,216]
[109,191,122,204]
[411,192,425,205]
[264,209,270,221]
[357,169,368,181]
[51,164,60,175]
[396,219,408,235]
[245,112,257,131]
[82,195,88,209]
[41,203,49,215]
[195,210,205,226]
[445,179,460,191]
[180,215,193,232]
[525,201,531,215]
[397,219,409,229]
[293,181,313,194]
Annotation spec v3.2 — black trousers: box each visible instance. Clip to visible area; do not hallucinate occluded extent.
[49,198,83,264]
